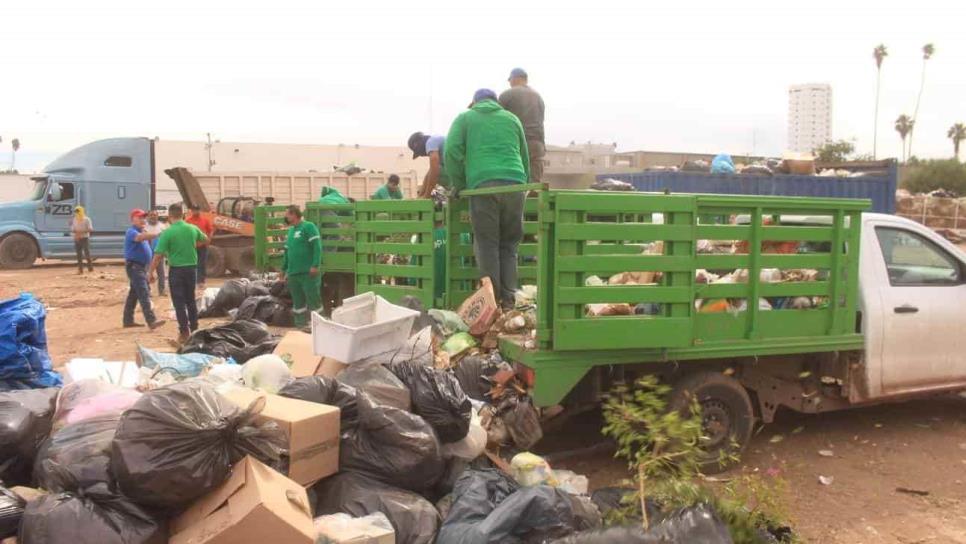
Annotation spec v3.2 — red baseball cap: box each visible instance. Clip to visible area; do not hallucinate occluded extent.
[130,209,147,220]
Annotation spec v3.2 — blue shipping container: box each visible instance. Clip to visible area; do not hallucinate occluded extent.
[600,162,897,214]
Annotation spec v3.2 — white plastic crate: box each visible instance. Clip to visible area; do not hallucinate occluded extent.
[311,292,420,363]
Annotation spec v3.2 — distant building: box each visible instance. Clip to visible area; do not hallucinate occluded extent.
[788,84,833,154]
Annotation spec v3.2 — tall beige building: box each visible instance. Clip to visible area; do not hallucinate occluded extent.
[788,83,832,154]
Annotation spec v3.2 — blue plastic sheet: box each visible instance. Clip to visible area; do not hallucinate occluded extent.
[136,345,234,379]
[0,294,62,391]
[710,154,736,175]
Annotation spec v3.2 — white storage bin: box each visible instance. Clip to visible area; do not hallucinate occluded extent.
[311,292,420,363]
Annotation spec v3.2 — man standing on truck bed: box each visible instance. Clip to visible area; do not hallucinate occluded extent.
[445,88,530,308]
[280,205,322,329]
[371,174,404,200]
[186,204,214,287]
[499,67,545,182]
[408,132,447,198]
[123,209,165,330]
[149,203,207,343]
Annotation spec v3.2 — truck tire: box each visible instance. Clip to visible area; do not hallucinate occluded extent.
[669,371,755,474]
[0,233,39,269]
[205,246,227,278]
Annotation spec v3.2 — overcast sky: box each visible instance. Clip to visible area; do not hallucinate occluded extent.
[2,1,964,171]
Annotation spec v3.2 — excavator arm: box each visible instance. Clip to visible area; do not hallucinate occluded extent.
[164,167,254,237]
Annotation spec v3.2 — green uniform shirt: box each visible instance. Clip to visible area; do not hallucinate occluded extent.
[283,220,322,275]
[444,99,529,192]
[371,184,403,200]
[155,220,206,267]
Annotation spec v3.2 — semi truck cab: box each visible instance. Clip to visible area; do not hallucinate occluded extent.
[0,138,155,268]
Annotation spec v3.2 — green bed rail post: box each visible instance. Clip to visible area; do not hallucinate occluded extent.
[253,204,290,272]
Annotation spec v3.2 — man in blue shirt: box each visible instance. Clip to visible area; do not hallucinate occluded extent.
[408,132,447,198]
[124,209,166,330]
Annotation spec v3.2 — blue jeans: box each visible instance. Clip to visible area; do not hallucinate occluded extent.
[168,265,198,334]
[123,261,157,325]
[196,246,208,284]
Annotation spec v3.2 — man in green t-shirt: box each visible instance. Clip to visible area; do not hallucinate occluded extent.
[280,205,322,328]
[148,203,207,343]
[371,174,404,200]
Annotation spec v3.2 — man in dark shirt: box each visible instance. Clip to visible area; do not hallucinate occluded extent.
[123,209,165,330]
[499,67,545,182]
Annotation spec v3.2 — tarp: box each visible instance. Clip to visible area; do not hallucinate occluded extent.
[0,294,62,390]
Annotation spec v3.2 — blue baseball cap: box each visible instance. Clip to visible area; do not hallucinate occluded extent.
[508,67,528,81]
[469,88,497,107]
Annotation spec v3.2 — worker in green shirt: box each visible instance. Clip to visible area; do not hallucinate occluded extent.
[148,203,207,343]
[371,174,404,200]
[280,205,322,328]
[319,186,350,205]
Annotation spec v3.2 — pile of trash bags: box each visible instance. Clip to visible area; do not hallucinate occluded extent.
[0,294,62,391]
[178,319,280,364]
[197,277,291,322]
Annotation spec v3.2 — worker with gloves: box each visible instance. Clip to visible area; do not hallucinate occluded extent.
[280,205,322,328]
[444,88,530,309]
[408,131,448,198]
[371,174,404,200]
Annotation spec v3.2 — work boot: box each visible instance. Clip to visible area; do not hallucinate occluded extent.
[148,319,167,331]
[123,322,145,328]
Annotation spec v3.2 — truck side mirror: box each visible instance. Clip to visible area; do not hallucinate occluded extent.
[48,183,63,202]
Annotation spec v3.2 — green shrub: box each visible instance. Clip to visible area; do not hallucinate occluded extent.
[902,159,966,195]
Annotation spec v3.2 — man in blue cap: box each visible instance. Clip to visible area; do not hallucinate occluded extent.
[500,67,545,182]
[445,88,530,308]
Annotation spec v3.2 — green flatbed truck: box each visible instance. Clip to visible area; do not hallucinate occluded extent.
[258,186,966,467]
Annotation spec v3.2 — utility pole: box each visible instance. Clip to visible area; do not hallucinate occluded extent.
[205,132,215,171]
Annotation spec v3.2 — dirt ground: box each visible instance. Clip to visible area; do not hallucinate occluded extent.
[5,261,966,543]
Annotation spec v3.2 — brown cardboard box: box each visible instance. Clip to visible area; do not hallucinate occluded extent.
[317,357,348,378]
[221,387,340,485]
[169,456,316,544]
[273,331,323,377]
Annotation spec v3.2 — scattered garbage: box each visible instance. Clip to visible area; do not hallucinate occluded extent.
[511,452,558,487]
[0,485,24,539]
[442,332,478,357]
[710,153,736,175]
[0,293,62,390]
[452,351,505,401]
[52,380,140,429]
[553,504,732,544]
[234,295,293,327]
[0,387,59,486]
[137,345,228,380]
[818,475,834,486]
[590,178,635,191]
[436,468,600,544]
[20,489,167,544]
[553,470,590,495]
[197,278,271,318]
[439,409,486,461]
[314,472,441,544]
[429,309,470,337]
[241,354,293,393]
[481,393,543,450]
[111,381,286,509]
[457,279,500,336]
[388,359,472,443]
[338,358,412,412]
[313,292,420,364]
[817,449,834,457]
[179,319,279,364]
[34,414,120,493]
[314,512,395,544]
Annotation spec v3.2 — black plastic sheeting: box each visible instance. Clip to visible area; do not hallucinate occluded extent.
[178,319,279,364]
[436,468,601,544]
[313,472,441,544]
[0,388,59,486]
[0,485,24,539]
[549,504,733,544]
[387,360,472,444]
[198,279,270,318]
[111,381,286,509]
[234,295,293,327]
[34,414,120,493]
[278,376,359,430]
[19,486,167,544]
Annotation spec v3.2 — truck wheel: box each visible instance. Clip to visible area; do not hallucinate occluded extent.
[234,248,256,278]
[669,371,755,474]
[205,246,227,278]
[0,233,39,269]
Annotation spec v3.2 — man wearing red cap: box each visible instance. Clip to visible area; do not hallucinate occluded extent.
[123,209,165,329]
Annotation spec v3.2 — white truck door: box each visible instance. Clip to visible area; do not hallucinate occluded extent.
[873,222,966,392]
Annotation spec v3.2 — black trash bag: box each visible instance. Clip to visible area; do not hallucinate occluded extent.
[341,393,444,493]
[267,279,291,301]
[437,468,597,544]
[452,353,504,401]
[0,485,25,539]
[19,485,167,544]
[198,278,251,317]
[235,295,293,327]
[111,380,286,509]
[493,394,543,450]
[34,414,119,493]
[179,319,279,364]
[387,360,472,443]
[338,359,412,411]
[550,504,732,544]
[278,376,359,430]
[313,472,441,544]
[0,388,58,486]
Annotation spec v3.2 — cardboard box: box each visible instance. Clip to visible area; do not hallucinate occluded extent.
[273,331,323,377]
[170,456,316,544]
[318,357,348,379]
[220,387,340,485]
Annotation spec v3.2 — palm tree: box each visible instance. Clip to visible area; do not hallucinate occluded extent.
[873,44,888,159]
[895,115,914,162]
[949,123,966,161]
[10,138,19,171]
[907,43,935,159]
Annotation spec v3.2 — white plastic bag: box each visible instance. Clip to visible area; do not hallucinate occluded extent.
[241,354,292,393]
